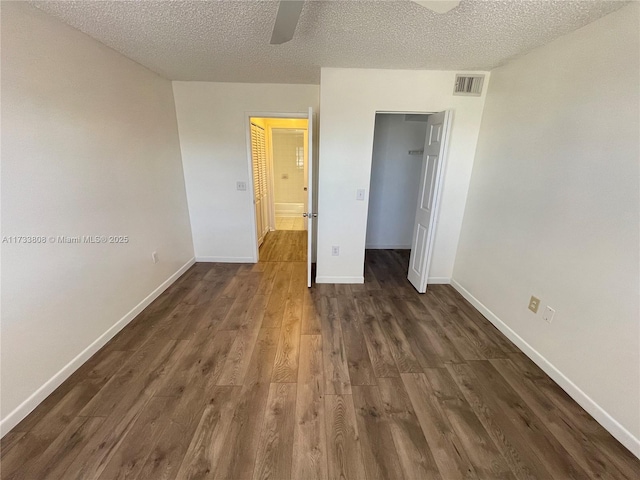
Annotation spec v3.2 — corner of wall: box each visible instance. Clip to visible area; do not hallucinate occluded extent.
[0,257,195,436]
[450,278,640,458]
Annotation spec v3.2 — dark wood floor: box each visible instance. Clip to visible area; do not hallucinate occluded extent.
[2,231,639,479]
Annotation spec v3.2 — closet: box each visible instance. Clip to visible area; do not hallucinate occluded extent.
[251,123,269,245]
[366,113,428,249]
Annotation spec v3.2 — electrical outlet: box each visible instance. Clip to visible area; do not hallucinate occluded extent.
[542,306,555,323]
[236,181,247,191]
[528,296,540,313]
[331,246,340,256]
[152,251,159,264]
[356,189,366,201]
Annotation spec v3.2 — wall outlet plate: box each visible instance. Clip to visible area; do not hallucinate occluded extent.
[331,246,340,256]
[528,296,540,313]
[236,181,247,191]
[542,306,555,323]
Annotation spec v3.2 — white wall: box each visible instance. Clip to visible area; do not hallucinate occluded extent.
[366,114,427,249]
[172,82,319,262]
[317,68,489,283]
[1,3,194,433]
[453,3,640,455]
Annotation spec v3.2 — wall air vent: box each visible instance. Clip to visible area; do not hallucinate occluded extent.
[453,74,485,96]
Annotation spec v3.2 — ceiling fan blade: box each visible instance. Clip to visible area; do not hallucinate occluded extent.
[412,1,460,14]
[270,1,305,45]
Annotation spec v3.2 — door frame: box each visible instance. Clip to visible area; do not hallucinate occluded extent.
[245,111,310,263]
[365,109,453,289]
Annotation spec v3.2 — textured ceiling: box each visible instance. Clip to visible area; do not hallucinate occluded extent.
[30,0,627,84]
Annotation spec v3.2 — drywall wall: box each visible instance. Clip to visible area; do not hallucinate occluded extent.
[366,114,427,249]
[172,82,319,262]
[1,3,194,433]
[453,3,640,455]
[317,68,489,283]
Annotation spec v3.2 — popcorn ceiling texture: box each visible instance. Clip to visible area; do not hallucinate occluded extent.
[31,0,627,84]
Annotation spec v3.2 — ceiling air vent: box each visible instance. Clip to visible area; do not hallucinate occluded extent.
[453,74,485,96]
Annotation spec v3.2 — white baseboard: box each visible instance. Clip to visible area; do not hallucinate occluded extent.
[314,276,447,285]
[0,257,196,437]
[196,256,255,263]
[365,244,412,249]
[315,275,364,284]
[451,279,640,459]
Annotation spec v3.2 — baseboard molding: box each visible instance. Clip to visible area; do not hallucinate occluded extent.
[196,256,255,263]
[365,244,412,249]
[314,275,447,285]
[451,279,640,459]
[315,275,364,284]
[0,257,196,438]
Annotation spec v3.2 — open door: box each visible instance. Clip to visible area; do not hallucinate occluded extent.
[305,107,315,287]
[250,122,269,246]
[408,110,451,293]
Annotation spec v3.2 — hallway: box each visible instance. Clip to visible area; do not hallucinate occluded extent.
[2,245,639,479]
[259,230,306,263]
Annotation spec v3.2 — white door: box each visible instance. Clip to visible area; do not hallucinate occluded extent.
[408,110,450,293]
[306,107,315,287]
[259,132,269,238]
[251,123,268,246]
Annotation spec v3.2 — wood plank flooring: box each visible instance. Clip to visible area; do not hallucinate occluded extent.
[259,229,307,262]
[2,232,639,479]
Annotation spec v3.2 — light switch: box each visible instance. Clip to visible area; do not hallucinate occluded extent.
[356,189,366,201]
[528,296,540,313]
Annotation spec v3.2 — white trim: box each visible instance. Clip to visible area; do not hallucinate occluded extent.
[376,110,436,115]
[0,257,196,437]
[365,244,412,249]
[450,278,640,459]
[306,107,315,287]
[315,275,364,284]
[427,277,450,284]
[195,256,254,263]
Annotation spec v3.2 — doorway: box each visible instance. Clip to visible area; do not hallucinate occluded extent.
[271,126,308,231]
[365,111,451,293]
[248,110,316,286]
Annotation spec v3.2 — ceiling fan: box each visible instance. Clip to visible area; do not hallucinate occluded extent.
[270,0,461,44]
